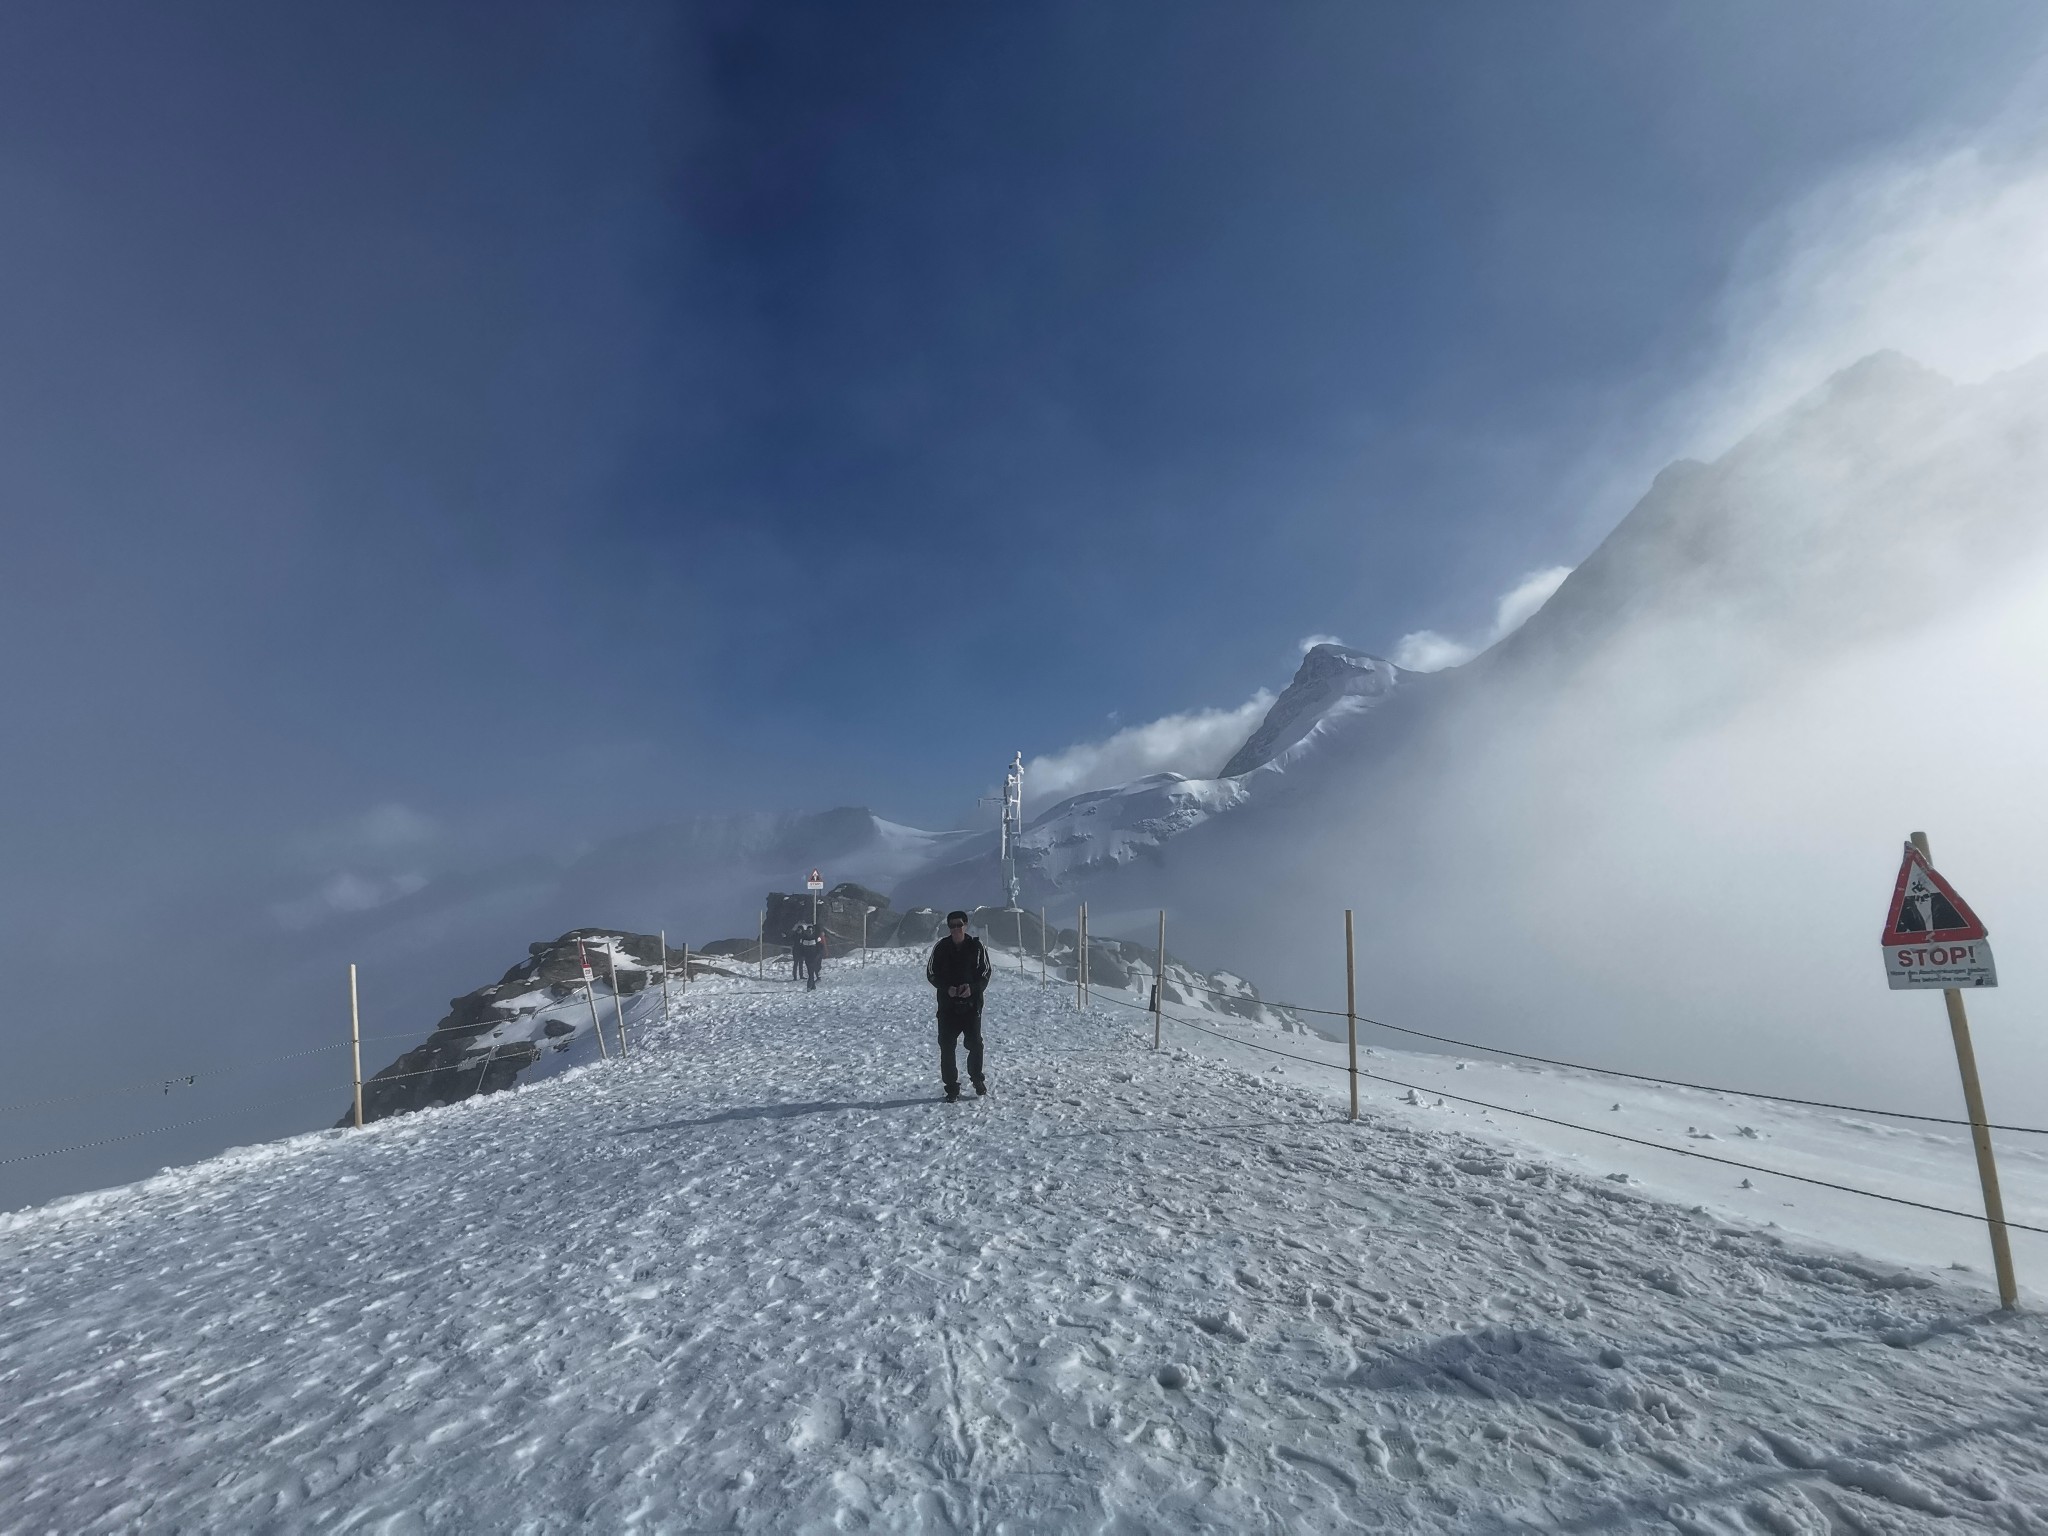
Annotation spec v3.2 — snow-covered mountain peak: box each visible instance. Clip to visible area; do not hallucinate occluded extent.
[1217,643,1405,777]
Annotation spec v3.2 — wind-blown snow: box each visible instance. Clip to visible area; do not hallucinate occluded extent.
[2,950,2042,1530]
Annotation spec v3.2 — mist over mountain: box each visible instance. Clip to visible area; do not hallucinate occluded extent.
[8,349,2042,1212]
[1076,350,2048,1125]
[351,348,2048,1127]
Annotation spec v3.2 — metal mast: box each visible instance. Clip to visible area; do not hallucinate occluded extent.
[1000,750,1024,908]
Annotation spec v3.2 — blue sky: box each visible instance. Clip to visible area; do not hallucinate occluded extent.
[3,1,2046,1135]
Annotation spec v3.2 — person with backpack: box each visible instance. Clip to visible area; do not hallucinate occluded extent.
[926,910,992,1100]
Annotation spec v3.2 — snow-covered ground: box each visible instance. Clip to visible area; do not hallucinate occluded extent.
[1132,987,2048,1293]
[3,947,2044,1531]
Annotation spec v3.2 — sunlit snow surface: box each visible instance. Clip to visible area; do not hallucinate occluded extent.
[3,948,2045,1531]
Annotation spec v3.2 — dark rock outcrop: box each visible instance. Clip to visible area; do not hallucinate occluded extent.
[340,929,688,1127]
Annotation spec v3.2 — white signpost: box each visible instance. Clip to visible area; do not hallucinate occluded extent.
[1883,834,2014,1310]
[807,868,824,925]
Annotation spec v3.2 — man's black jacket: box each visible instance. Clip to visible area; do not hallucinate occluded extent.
[926,934,992,1011]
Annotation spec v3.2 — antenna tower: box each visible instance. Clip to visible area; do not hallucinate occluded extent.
[1000,750,1024,909]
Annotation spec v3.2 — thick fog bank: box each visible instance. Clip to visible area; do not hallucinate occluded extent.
[1150,545,2048,1129]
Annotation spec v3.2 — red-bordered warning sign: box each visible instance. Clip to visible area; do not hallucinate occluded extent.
[807,869,824,892]
[1881,843,1995,989]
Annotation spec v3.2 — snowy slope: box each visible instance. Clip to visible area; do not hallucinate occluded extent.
[5,949,2044,1532]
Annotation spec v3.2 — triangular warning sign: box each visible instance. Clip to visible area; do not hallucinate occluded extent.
[1881,842,1988,946]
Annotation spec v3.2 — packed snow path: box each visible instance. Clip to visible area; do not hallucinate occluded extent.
[3,950,2045,1532]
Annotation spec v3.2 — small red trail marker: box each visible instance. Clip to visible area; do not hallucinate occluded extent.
[1881,842,1996,990]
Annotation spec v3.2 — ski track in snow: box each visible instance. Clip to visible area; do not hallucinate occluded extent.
[3,949,2045,1533]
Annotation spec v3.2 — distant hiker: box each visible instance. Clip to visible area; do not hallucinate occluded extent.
[926,910,991,1100]
[794,923,826,991]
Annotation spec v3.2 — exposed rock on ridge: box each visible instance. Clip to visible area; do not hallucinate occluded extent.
[1217,644,1405,777]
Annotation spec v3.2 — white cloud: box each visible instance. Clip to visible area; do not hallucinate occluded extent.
[269,871,429,931]
[288,802,440,865]
[1025,691,1276,802]
[1393,565,1573,673]
[1391,630,1478,672]
[1297,633,1346,652]
[1491,566,1571,635]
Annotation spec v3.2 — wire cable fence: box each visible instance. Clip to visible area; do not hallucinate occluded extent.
[1092,957,2048,1138]
[0,1084,348,1169]
[1081,985,2048,1237]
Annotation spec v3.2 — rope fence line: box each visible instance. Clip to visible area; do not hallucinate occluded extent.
[0,942,865,1169]
[1108,959,2048,1138]
[1086,987,2048,1238]
[0,1085,345,1169]
[0,1040,354,1116]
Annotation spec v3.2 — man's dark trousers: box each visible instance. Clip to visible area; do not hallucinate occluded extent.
[938,1004,984,1094]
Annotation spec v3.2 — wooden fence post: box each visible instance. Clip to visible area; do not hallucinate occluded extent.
[610,943,630,1055]
[1154,910,1166,1050]
[349,963,364,1129]
[584,971,609,1060]
[1345,909,1359,1122]
[1080,903,1090,1011]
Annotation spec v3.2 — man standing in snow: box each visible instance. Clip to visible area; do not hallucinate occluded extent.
[926,910,991,1100]
[794,923,826,991]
